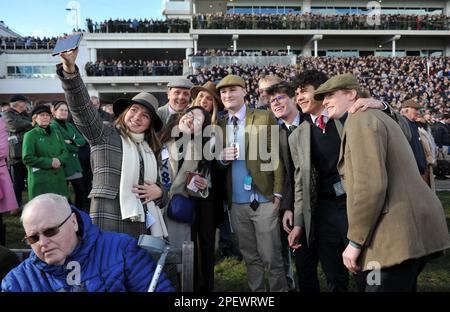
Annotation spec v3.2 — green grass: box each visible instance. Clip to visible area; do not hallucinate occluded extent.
[3,192,450,291]
[213,192,450,292]
[417,192,450,291]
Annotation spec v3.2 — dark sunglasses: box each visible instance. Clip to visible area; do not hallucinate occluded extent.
[22,213,73,245]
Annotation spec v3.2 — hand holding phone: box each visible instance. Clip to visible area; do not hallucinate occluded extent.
[52,33,83,56]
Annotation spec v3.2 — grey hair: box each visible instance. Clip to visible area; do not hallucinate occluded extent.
[21,194,71,223]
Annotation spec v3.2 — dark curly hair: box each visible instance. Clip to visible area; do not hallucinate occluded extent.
[294,70,329,90]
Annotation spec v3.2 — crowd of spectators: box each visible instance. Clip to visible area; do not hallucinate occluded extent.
[191,49,288,57]
[193,13,450,30]
[85,59,184,76]
[0,36,59,50]
[85,18,190,33]
[188,56,449,115]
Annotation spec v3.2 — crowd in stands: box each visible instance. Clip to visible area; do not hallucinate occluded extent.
[191,49,288,57]
[85,59,183,76]
[193,13,450,30]
[85,18,190,33]
[0,36,59,50]
[188,56,450,115]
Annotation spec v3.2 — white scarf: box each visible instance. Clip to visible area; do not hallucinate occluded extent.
[119,132,168,238]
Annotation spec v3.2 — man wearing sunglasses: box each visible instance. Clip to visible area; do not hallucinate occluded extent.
[1,193,174,292]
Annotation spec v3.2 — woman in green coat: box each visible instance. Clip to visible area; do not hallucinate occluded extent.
[51,101,86,210]
[22,105,69,200]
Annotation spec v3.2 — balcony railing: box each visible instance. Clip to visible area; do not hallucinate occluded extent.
[189,55,296,68]
[0,42,56,50]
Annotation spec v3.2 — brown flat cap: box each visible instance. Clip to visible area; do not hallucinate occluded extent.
[401,98,422,109]
[314,74,361,101]
[216,75,246,90]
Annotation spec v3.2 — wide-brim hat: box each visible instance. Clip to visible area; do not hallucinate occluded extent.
[31,104,52,117]
[113,92,163,132]
[314,74,361,101]
[190,81,224,110]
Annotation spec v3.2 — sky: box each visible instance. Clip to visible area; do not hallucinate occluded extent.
[1,0,165,38]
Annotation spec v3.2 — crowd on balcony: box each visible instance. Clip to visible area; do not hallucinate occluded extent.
[85,18,190,33]
[188,56,449,114]
[84,59,184,76]
[0,36,59,50]
[191,49,289,57]
[193,13,450,30]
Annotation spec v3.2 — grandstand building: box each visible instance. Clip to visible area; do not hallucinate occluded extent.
[0,0,449,104]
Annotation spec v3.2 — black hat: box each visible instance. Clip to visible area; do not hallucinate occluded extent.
[9,94,28,103]
[113,92,163,132]
[31,104,52,117]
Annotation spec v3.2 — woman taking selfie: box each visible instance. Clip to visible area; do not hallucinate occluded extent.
[57,49,167,238]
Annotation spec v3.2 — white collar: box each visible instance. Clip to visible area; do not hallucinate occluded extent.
[228,104,247,124]
[282,112,301,128]
[310,108,329,124]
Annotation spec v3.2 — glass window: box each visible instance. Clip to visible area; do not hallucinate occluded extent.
[7,65,55,78]
[326,50,359,57]
[22,66,32,74]
[375,50,406,57]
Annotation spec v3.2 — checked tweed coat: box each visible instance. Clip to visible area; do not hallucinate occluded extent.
[57,64,167,238]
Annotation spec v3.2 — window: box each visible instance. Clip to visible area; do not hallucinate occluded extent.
[7,65,56,78]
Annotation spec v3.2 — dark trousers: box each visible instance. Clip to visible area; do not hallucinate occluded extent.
[77,145,92,211]
[294,230,320,292]
[315,197,349,292]
[279,222,296,290]
[191,194,216,292]
[362,257,427,292]
[219,206,233,255]
[68,177,86,212]
[0,214,5,246]
[10,162,27,207]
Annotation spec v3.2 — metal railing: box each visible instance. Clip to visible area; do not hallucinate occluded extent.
[189,55,296,68]
[0,42,56,50]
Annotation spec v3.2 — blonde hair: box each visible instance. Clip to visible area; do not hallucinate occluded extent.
[31,113,52,126]
[258,75,283,87]
[191,92,220,125]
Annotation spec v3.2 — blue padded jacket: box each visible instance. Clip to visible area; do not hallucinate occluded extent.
[1,208,174,292]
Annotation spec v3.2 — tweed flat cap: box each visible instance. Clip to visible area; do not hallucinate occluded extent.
[167,78,194,90]
[401,98,422,109]
[216,75,246,90]
[314,74,361,101]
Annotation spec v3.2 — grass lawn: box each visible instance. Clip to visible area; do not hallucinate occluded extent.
[215,192,450,292]
[3,192,450,291]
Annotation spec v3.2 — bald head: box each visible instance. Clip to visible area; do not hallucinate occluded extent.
[22,194,79,265]
[22,193,72,224]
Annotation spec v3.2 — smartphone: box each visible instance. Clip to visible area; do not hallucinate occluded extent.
[52,33,83,56]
